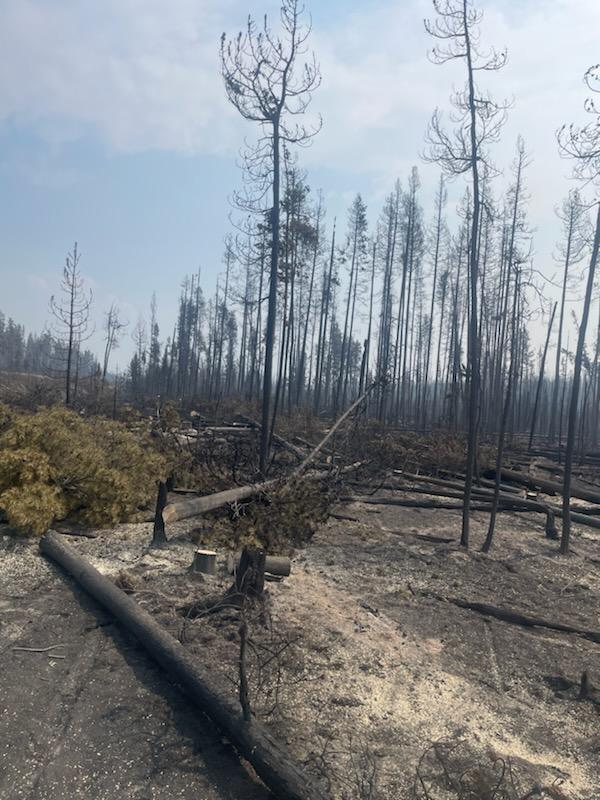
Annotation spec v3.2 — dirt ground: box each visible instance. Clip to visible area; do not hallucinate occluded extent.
[2,491,600,799]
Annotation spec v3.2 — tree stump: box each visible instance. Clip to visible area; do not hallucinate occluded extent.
[191,549,217,575]
[152,481,168,548]
[234,546,266,598]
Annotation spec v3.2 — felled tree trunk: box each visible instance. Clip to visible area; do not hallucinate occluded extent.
[161,461,365,528]
[39,531,327,800]
[162,480,278,525]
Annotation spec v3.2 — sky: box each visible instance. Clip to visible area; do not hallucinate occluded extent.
[0,0,599,365]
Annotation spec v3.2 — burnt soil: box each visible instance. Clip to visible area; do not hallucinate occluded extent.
[1,491,600,799]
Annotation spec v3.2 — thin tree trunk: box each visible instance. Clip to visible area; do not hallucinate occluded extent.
[561,204,600,553]
[528,303,557,451]
[260,120,281,475]
[482,269,520,553]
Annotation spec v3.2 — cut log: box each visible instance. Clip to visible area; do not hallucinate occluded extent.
[228,554,291,577]
[383,482,497,502]
[39,531,327,800]
[162,480,278,525]
[162,462,365,527]
[198,427,255,436]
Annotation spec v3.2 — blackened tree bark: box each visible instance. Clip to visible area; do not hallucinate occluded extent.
[558,64,600,554]
[425,0,508,547]
[221,0,320,474]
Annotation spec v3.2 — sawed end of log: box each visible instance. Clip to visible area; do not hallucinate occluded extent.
[161,502,178,526]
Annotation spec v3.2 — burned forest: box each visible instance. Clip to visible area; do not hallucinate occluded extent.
[1,1,600,799]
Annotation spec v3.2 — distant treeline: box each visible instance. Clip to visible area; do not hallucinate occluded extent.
[0,310,98,378]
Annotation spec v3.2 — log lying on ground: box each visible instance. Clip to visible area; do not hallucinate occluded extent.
[383,529,455,544]
[342,495,557,515]
[441,471,522,495]
[497,467,600,505]
[389,484,506,502]
[352,481,498,502]
[389,474,502,500]
[340,496,499,512]
[340,494,600,530]
[39,531,327,800]
[198,426,256,436]
[54,529,98,539]
[525,447,600,465]
[362,475,600,530]
[228,553,291,577]
[422,589,600,644]
[397,471,522,497]
[328,512,360,522]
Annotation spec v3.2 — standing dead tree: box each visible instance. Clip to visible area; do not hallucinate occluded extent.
[558,64,600,554]
[220,0,321,475]
[424,0,508,547]
[101,304,127,394]
[547,191,589,443]
[50,242,93,406]
[528,301,557,451]
[482,266,520,553]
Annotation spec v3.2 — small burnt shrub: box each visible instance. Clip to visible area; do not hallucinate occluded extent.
[413,739,567,800]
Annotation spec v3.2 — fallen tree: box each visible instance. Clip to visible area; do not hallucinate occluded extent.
[422,589,600,644]
[289,383,375,481]
[162,480,279,525]
[161,461,364,526]
[161,387,375,527]
[39,531,328,800]
[496,467,600,505]
[404,470,522,496]
[340,496,499,512]
[340,494,600,530]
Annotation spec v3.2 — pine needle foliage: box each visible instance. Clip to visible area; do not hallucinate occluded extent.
[0,404,167,534]
[209,479,333,554]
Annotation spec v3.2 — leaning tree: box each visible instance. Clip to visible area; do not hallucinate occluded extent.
[220,0,321,474]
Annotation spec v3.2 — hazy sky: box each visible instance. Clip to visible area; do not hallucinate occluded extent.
[0,0,598,364]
